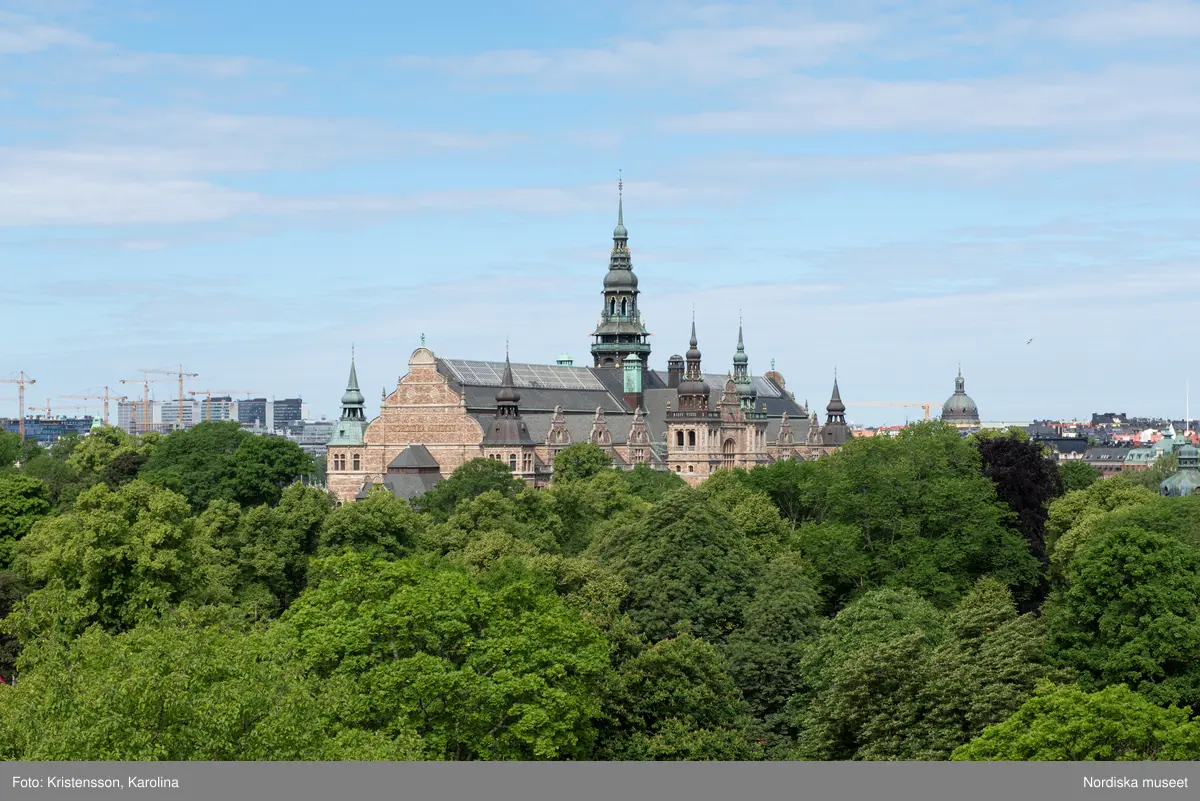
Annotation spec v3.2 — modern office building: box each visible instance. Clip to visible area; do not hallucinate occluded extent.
[1,416,95,445]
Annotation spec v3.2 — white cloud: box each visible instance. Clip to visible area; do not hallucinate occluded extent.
[662,64,1200,134]
[0,11,89,53]
[394,20,875,89]
[1057,0,1200,42]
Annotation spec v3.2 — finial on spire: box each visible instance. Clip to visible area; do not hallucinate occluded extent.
[421,333,425,347]
[771,358,776,370]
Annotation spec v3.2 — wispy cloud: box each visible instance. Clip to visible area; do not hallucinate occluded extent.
[662,64,1200,134]
[394,20,875,90]
[1056,0,1200,42]
[0,9,303,79]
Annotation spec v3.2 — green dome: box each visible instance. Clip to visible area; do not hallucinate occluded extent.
[942,369,980,423]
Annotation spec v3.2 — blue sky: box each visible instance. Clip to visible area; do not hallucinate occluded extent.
[3,0,1200,427]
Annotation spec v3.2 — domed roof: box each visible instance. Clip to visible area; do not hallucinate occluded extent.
[942,368,980,422]
[668,354,684,364]
[613,220,628,239]
[604,268,638,290]
[677,377,711,397]
[737,380,756,400]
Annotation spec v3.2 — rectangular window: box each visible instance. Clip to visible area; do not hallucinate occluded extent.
[508,454,518,471]
[634,449,644,462]
[522,453,533,472]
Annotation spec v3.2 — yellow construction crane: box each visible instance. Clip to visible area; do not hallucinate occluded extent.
[846,401,934,422]
[61,387,128,427]
[119,375,175,432]
[140,365,199,430]
[0,371,36,441]
[188,389,256,423]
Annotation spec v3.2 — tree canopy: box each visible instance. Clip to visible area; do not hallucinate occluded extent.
[2,417,1199,762]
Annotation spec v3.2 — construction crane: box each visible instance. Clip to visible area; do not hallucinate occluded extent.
[60,387,128,427]
[119,375,175,432]
[0,372,36,441]
[846,401,934,422]
[188,389,256,423]
[139,365,199,430]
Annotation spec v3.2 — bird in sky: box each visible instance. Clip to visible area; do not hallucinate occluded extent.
[1027,338,1034,345]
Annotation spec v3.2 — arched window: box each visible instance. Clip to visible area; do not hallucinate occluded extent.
[621,298,627,316]
[675,465,681,473]
[722,438,736,469]
[676,430,684,446]
[688,430,696,447]
[610,298,617,315]
[687,464,694,473]
[352,453,360,471]
[509,454,517,471]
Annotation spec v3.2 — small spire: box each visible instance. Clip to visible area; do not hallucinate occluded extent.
[421,332,426,347]
[771,358,776,370]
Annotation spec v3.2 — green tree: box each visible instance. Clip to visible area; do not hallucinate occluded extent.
[221,484,332,616]
[620,463,687,503]
[553,443,614,483]
[788,588,946,760]
[744,457,823,531]
[953,682,1200,761]
[0,609,424,760]
[9,480,233,634]
[0,431,21,471]
[597,634,760,761]
[912,578,1071,759]
[280,552,611,760]
[0,473,51,568]
[794,423,1041,611]
[1045,477,1158,575]
[140,422,313,512]
[19,454,86,510]
[723,553,822,749]
[1045,522,1200,709]
[0,571,26,683]
[592,487,753,643]
[1058,460,1100,493]
[417,489,561,557]
[413,458,526,522]
[319,484,421,559]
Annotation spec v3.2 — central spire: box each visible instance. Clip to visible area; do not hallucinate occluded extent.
[591,173,650,372]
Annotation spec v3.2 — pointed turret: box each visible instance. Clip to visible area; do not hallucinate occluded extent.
[495,352,521,414]
[592,174,651,370]
[484,348,535,446]
[826,375,846,417]
[329,349,368,446]
[341,356,366,419]
[677,318,711,413]
[732,318,756,411]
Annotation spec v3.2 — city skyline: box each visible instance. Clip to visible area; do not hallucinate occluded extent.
[3,1,1200,426]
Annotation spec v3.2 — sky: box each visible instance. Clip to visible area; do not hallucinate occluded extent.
[2,0,1200,428]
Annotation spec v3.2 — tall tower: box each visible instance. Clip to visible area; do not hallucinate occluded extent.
[591,176,651,371]
[329,350,368,447]
[731,319,757,412]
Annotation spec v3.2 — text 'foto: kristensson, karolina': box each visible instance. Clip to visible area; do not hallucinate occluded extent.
[13,776,180,789]
[1084,776,1189,789]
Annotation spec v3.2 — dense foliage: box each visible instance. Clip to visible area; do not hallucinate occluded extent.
[1,420,1197,760]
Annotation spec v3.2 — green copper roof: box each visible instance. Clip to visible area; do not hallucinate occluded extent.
[733,321,749,366]
[341,358,365,407]
[1161,446,1200,496]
